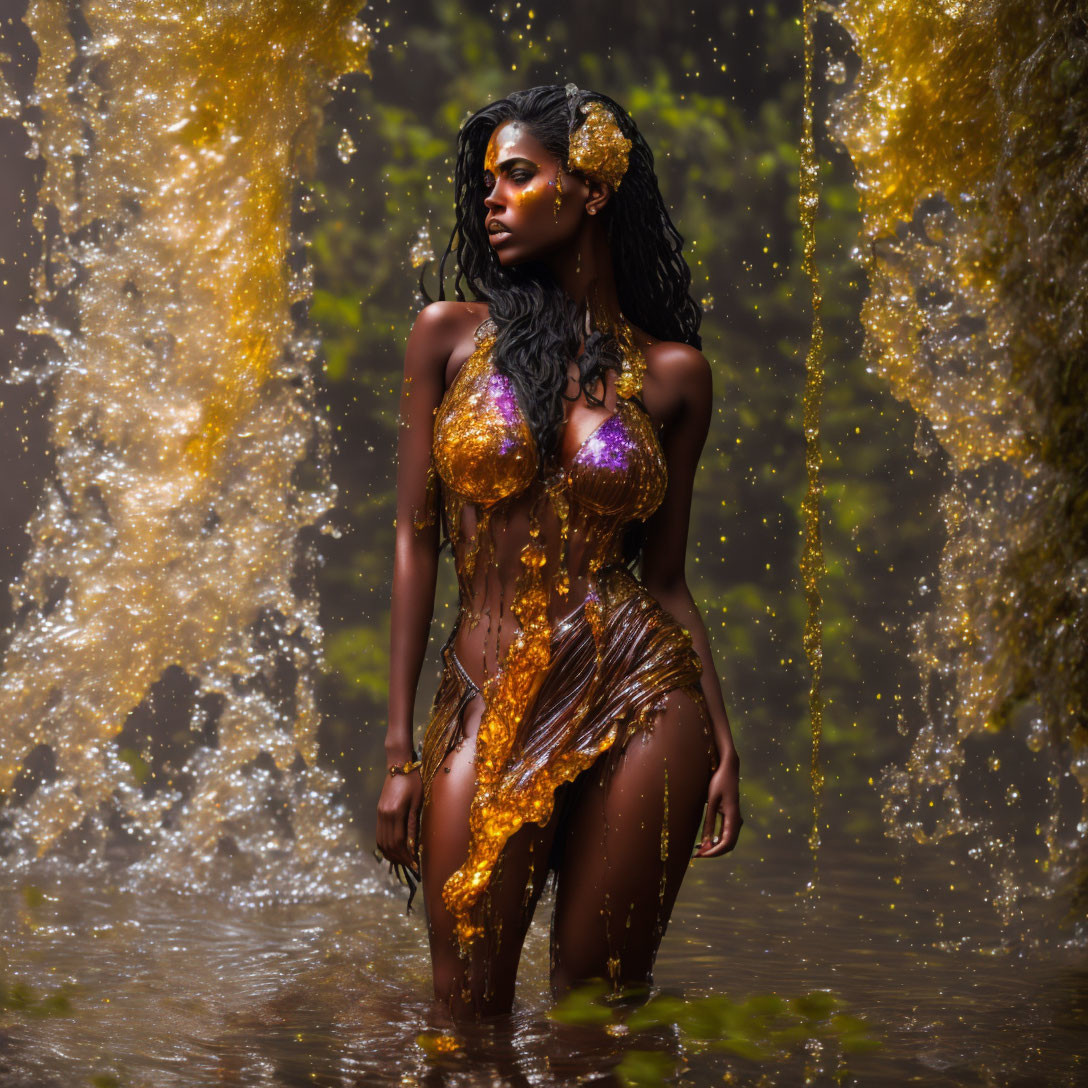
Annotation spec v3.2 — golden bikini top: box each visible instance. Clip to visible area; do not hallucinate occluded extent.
[432,320,667,523]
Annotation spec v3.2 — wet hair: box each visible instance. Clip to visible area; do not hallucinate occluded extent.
[424,84,702,465]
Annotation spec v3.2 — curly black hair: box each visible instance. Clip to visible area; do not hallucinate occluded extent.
[423,84,702,464]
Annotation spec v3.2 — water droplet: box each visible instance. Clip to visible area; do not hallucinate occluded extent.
[1026,718,1047,753]
[825,58,847,85]
[336,129,356,163]
[409,225,435,269]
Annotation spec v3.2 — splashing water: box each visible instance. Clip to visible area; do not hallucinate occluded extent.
[829,0,1088,926]
[0,1,372,903]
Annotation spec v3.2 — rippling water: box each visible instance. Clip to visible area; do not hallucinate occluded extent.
[2,827,1082,1087]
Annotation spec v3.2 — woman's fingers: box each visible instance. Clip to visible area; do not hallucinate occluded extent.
[695,786,721,857]
[694,785,742,859]
[376,776,423,871]
[376,791,406,867]
[408,794,422,866]
[692,753,742,859]
[376,802,390,854]
[700,787,720,849]
[695,807,742,857]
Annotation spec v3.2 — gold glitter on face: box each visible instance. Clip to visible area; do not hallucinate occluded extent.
[567,102,631,191]
[484,120,528,180]
[510,173,553,211]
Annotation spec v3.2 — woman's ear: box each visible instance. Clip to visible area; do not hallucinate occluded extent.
[585,180,613,216]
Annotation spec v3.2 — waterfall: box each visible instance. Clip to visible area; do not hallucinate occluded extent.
[0,1,372,902]
[829,0,1088,925]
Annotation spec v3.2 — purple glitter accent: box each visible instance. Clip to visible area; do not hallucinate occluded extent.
[488,371,526,457]
[573,412,633,472]
[488,371,522,425]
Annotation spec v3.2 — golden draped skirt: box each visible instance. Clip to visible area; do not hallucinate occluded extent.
[419,564,716,948]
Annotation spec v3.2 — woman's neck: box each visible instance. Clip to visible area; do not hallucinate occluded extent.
[544,217,622,325]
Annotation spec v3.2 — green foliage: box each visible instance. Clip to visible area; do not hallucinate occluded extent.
[547,981,881,1084]
[323,624,390,700]
[0,974,75,1019]
[549,981,618,1026]
[116,746,150,786]
[614,1048,675,1087]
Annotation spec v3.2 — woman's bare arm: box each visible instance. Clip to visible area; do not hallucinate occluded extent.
[385,305,445,761]
[640,342,742,858]
[377,301,467,871]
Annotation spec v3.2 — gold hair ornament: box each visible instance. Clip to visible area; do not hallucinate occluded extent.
[567,101,631,191]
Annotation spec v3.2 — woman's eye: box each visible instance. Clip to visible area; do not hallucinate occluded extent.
[511,171,533,183]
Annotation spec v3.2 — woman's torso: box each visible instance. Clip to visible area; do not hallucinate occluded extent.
[430,315,667,687]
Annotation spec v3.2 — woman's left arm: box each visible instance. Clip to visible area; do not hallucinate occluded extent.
[640,342,742,859]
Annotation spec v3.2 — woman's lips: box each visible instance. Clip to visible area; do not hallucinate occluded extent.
[487,228,512,245]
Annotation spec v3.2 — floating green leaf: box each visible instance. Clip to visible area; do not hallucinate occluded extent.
[614,1048,676,1087]
[548,981,615,1026]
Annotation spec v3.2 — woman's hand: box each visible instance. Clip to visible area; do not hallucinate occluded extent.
[694,747,741,858]
[376,769,423,876]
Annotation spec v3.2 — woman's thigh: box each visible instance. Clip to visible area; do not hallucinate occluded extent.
[420,691,560,1016]
[549,688,713,995]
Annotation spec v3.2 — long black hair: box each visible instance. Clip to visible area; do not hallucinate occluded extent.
[424,84,702,464]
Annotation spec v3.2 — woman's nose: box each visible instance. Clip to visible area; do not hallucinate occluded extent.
[483,185,504,211]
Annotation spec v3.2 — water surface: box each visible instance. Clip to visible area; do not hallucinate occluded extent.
[2,827,1082,1086]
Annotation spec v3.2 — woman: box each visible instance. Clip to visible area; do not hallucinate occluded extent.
[375,84,741,1017]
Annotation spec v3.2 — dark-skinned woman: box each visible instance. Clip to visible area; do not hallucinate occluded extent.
[375,84,741,1018]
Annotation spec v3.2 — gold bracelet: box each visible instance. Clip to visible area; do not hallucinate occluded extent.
[388,759,422,777]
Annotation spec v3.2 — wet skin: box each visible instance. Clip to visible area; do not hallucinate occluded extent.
[377,117,742,1017]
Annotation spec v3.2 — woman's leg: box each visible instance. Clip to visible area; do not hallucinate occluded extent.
[420,690,561,1016]
[549,688,714,995]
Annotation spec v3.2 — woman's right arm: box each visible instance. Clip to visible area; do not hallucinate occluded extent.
[376,302,462,873]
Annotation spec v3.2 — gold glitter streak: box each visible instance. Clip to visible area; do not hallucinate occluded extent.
[0,1,371,898]
[831,0,1088,922]
[799,0,825,877]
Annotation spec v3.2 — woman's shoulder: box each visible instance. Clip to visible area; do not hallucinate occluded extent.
[634,329,710,389]
[629,328,712,424]
[406,301,491,384]
[639,333,708,377]
[410,300,490,344]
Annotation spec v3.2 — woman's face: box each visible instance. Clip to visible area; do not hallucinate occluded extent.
[481,120,583,267]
